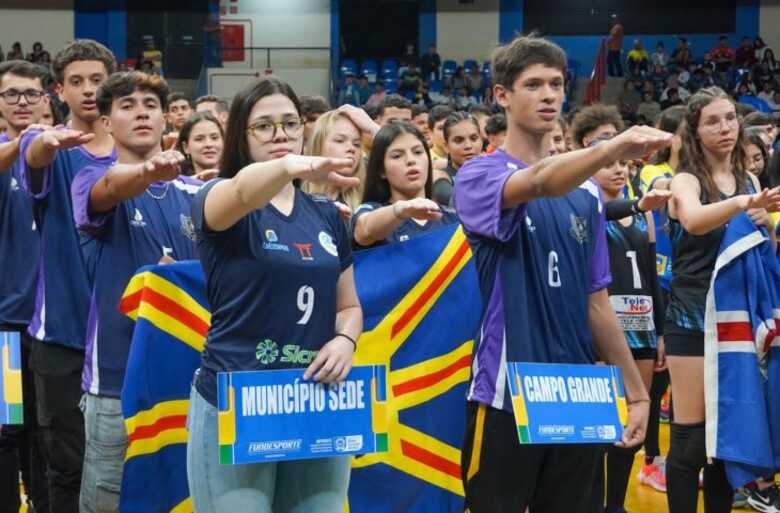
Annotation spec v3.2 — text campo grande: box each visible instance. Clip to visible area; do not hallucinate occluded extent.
[522,375,615,404]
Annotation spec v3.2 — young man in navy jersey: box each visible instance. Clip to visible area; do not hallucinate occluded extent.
[0,60,50,513]
[453,35,672,513]
[71,71,200,513]
[19,40,117,513]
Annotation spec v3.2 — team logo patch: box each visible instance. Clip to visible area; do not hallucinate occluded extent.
[130,208,146,227]
[525,216,536,232]
[293,242,314,260]
[255,339,279,364]
[10,177,19,191]
[265,229,278,242]
[399,234,410,242]
[180,214,196,241]
[569,214,588,244]
[318,231,338,257]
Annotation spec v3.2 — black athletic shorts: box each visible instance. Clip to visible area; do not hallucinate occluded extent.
[664,329,704,357]
[631,347,657,360]
[461,401,605,513]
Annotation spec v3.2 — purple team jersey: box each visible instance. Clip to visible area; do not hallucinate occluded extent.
[18,127,117,349]
[453,149,610,411]
[0,133,40,329]
[72,166,201,397]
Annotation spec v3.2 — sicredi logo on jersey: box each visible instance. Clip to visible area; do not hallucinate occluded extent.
[262,228,290,252]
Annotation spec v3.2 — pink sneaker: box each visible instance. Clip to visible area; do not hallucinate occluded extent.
[637,458,667,492]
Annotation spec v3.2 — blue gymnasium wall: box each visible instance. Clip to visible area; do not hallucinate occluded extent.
[74,0,128,61]
[503,0,760,77]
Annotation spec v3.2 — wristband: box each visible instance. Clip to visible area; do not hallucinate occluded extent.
[630,199,643,214]
[335,332,357,351]
[392,203,403,220]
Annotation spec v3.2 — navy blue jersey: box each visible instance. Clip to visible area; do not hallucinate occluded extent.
[352,201,459,248]
[453,150,610,411]
[606,213,660,350]
[0,134,40,329]
[19,128,116,348]
[72,167,201,397]
[192,181,353,406]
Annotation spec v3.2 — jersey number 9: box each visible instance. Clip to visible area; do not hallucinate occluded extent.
[297,285,315,325]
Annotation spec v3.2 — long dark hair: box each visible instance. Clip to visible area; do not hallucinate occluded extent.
[220,77,301,179]
[678,87,748,203]
[175,111,223,175]
[442,111,479,143]
[363,122,433,204]
[652,105,685,164]
[744,127,769,188]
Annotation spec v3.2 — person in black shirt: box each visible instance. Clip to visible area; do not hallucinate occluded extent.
[666,87,780,513]
[420,44,442,81]
[432,111,481,206]
[591,142,667,513]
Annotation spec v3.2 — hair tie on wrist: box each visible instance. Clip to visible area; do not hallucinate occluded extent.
[335,332,357,350]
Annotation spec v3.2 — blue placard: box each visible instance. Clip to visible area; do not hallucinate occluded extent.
[217,365,388,465]
[0,332,24,425]
[506,362,627,444]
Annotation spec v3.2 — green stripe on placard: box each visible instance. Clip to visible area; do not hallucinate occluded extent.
[9,404,23,425]
[517,425,530,444]
[375,433,388,452]
[219,445,234,465]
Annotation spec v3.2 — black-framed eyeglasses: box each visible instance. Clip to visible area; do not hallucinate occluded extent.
[247,118,304,142]
[0,89,46,105]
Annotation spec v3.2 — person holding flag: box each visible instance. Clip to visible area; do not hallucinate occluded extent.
[665,86,780,513]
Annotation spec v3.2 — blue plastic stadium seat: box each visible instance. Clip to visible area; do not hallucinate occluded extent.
[381,58,399,77]
[429,79,443,93]
[361,59,378,81]
[383,78,399,93]
[403,90,416,100]
[463,59,479,73]
[340,58,357,77]
[442,60,457,77]
[738,95,772,113]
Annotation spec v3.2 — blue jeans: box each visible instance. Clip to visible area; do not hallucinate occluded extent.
[186,385,352,513]
[80,393,127,513]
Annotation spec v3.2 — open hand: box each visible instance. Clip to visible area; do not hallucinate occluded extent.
[303,336,355,383]
[142,151,185,183]
[39,129,94,150]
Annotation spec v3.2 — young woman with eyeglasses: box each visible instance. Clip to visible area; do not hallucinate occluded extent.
[186,77,362,513]
[665,87,780,513]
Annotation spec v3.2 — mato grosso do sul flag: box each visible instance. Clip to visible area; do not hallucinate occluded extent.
[118,224,482,513]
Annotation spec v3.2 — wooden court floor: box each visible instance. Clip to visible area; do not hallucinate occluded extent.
[18,423,749,513]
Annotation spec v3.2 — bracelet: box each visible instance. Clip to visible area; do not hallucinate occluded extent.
[392,203,403,220]
[630,199,643,214]
[335,332,357,351]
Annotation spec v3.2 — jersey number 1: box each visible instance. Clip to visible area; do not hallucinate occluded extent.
[626,251,642,289]
[297,285,315,325]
